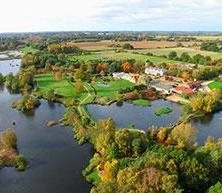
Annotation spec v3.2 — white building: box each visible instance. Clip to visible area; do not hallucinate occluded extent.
[145,67,167,77]
[113,72,138,83]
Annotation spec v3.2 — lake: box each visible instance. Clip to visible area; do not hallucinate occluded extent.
[0,59,21,76]
[0,60,92,193]
[87,101,222,145]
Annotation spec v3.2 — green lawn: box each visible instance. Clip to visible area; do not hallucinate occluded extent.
[35,73,75,97]
[136,47,222,60]
[35,73,134,102]
[68,50,178,64]
[208,81,222,91]
[93,79,134,100]
[132,99,151,107]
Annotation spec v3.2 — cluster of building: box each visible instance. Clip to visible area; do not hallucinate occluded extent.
[113,66,204,100]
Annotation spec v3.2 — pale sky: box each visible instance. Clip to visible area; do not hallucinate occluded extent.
[0,0,222,32]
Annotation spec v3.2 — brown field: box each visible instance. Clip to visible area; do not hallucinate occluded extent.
[120,41,197,49]
[72,40,198,51]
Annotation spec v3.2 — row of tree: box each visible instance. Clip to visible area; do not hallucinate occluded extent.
[168,51,212,65]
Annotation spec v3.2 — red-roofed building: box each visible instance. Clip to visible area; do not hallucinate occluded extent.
[173,86,195,95]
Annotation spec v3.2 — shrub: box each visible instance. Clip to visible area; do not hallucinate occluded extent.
[15,155,27,171]
[0,128,17,149]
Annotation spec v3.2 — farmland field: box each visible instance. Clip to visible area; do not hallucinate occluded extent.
[135,47,222,60]
[68,50,179,63]
[71,40,196,50]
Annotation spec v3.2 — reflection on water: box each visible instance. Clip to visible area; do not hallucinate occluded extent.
[87,100,222,145]
[0,59,21,75]
[0,88,92,193]
[87,100,182,130]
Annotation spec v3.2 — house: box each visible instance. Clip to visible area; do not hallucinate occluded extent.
[173,86,194,95]
[112,72,140,83]
[150,80,173,94]
[145,67,167,77]
[186,81,202,90]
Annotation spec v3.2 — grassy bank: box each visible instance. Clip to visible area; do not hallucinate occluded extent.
[132,99,151,107]
[208,81,222,91]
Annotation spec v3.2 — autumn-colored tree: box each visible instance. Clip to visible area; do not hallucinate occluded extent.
[121,62,133,73]
[54,71,62,81]
[96,63,108,74]
[167,63,177,70]
[75,79,85,94]
[170,123,197,148]
[101,160,118,182]
[181,71,191,81]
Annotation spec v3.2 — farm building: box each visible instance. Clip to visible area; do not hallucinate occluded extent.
[145,67,167,77]
[113,72,140,83]
[150,80,173,94]
[172,86,194,95]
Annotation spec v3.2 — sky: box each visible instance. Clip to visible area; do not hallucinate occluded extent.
[0,0,222,32]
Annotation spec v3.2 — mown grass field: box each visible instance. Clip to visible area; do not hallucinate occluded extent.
[208,81,222,91]
[35,73,76,97]
[93,79,134,100]
[35,73,135,102]
[69,50,178,64]
[35,73,95,101]
[135,47,222,60]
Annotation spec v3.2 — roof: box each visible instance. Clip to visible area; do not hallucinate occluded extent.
[174,86,194,95]
[151,80,173,91]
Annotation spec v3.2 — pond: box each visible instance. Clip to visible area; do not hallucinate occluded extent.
[87,100,181,129]
[87,100,222,145]
[0,59,21,76]
[0,62,92,193]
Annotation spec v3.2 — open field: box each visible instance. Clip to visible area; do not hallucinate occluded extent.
[72,40,197,51]
[35,73,94,100]
[208,81,222,91]
[68,50,179,63]
[35,73,76,97]
[191,35,222,41]
[135,47,222,60]
[35,73,134,102]
[93,79,134,100]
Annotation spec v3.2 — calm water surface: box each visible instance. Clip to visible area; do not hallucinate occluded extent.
[87,101,222,144]
[0,59,21,75]
[0,61,92,193]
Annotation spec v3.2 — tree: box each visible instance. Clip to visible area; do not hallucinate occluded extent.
[96,63,108,74]
[121,62,133,73]
[170,123,197,148]
[180,158,209,191]
[207,182,222,193]
[75,79,85,94]
[74,68,86,80]
[54,70,62,81]
[181,71,191,81]
[0,128,17,149]
[115,130,131,156]
[180,52,191,62]
[168,51,178,60]
[108,62,120,74]
[122,43,134,50]
[0,73,4,85]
